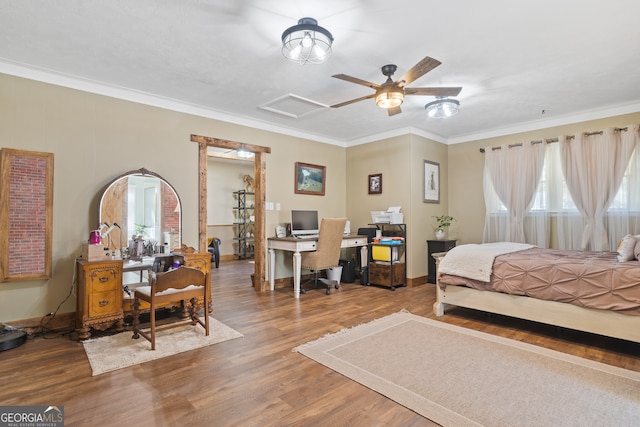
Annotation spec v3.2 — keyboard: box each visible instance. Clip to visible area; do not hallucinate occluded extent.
[293,234,319,239]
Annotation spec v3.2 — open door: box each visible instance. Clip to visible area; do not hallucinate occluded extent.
[191,135,271,290]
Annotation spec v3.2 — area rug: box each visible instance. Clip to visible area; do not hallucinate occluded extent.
[83,317,243,376]
[293,311,640,426]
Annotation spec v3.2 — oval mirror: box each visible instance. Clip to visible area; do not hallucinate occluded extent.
[99,168,181,258]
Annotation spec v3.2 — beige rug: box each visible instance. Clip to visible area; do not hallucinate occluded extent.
[83,317,243,376]
[294,311,640,426]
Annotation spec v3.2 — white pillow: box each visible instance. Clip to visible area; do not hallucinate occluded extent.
[617,234,637,262]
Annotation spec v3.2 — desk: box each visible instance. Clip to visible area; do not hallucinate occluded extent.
[123,257,154,278]
[121,253,211,313]
[121,257,162,313]
[122,254,174,281]
[268,234,369,298]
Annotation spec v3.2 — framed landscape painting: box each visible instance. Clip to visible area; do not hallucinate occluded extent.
[424,160,440,203]
[295,162,325,195]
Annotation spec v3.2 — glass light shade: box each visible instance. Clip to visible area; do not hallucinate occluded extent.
[237,150,254,159]
[425,98,460,119]
[282,17,333,65]
[375,90,404,109]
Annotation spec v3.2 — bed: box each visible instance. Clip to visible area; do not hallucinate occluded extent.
[432,242,640,344]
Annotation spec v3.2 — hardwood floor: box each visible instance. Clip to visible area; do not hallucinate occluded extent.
[1,260,639,426]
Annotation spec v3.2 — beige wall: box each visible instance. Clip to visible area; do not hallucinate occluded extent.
[265,135,347,279]
[345,134,449,279]
[346,135,412,229]
[1,71,638,322]
[0,73,344,321]
[408,135,450,279]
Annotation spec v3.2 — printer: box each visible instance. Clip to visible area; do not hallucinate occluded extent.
[370,206,404,224]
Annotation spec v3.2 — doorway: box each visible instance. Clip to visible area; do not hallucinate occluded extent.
[191,135,271,290]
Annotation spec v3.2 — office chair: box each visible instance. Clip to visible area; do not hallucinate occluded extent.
[300,217,347,295]
[132,266,209,350]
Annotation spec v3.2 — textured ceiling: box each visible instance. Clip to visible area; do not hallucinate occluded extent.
[1,0,639,145]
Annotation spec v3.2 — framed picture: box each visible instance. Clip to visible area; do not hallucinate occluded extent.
[295,162,325,195]
[424,160,440,203]
[368,173,382,194]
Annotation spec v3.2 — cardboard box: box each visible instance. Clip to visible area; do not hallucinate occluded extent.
[81,243,112,261]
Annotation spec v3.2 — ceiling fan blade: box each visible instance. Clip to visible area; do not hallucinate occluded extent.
[331,94,376,108]
[388,106,402,116]
[396,56,441,87]
[332,74,381,90]
[404,87,463,96]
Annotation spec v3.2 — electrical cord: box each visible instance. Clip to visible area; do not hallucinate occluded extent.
[36,269,76,339]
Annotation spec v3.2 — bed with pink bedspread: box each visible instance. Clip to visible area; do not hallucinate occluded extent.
[433,243,640,343]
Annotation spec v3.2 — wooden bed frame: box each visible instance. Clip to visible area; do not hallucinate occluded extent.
[432,252,640,344]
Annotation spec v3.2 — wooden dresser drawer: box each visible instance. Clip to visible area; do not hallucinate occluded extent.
[369,262,405,287]
[89,290,120,317]
[76,259,124,339]
[87,267,120,292]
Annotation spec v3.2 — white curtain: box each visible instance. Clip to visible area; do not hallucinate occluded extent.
[483,142,547,245]
[560,126,637,251]
[606,125,640,243]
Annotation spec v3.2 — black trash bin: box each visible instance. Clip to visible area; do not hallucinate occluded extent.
[360,266,368,285]
[339,258,356,283]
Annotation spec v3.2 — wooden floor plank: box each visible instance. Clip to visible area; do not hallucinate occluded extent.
[1,259,639,426]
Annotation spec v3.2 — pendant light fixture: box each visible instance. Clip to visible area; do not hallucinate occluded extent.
[425,97,460,119]
[375,88,404,109]
[374,65,404,109]
[281,17,333,65]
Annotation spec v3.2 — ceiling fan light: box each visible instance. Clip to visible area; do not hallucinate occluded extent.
[282,17,333,65]
[237,144,254,159]
[425,97,460,119]
[237,150,254,159]
[375,90,404,109]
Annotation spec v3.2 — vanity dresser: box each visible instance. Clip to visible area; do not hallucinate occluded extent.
[75,167,212,339]
[76,250,211,339]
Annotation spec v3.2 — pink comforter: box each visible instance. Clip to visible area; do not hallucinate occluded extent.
[438,247,640,315]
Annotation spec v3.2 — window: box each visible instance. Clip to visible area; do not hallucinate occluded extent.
[485,137,640,250]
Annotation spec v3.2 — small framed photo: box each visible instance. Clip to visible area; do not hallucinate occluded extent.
[295,162,325,196]
[368,173,382,194]
[424,160,440,203]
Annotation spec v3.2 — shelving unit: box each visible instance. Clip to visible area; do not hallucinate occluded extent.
[232,190,254,259]
[367,223,406,291]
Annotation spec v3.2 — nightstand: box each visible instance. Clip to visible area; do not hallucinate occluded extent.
[427,240,456,284]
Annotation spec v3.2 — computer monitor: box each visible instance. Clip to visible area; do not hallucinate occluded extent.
[290,210,319,237]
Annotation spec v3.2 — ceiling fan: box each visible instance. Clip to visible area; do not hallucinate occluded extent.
[331,56,462,116]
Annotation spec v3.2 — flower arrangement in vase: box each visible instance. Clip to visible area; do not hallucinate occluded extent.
[432,215,455,240]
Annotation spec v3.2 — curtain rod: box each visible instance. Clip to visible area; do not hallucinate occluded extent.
[479,127,628,153]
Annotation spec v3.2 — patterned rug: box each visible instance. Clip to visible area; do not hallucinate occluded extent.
[294,311,640,426]
[83,317,243,376]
